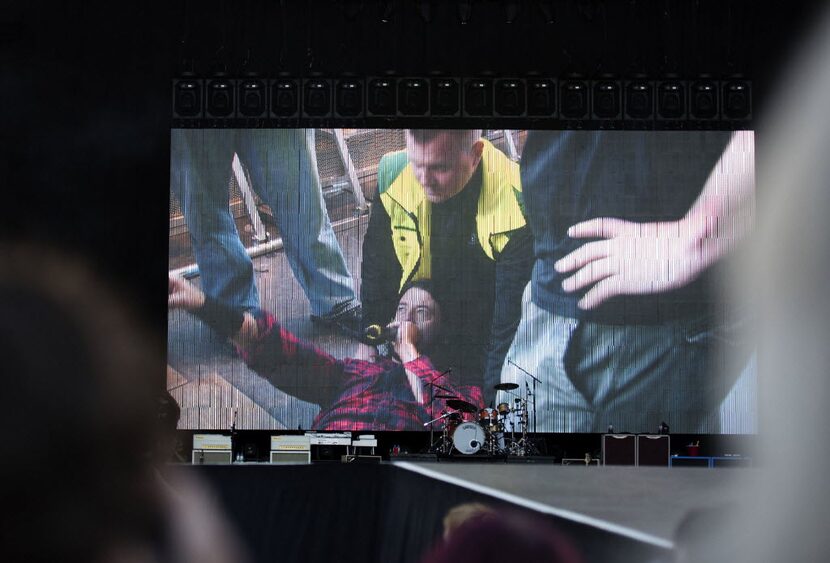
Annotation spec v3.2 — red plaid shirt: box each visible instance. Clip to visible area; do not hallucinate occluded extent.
[237,311,484,431]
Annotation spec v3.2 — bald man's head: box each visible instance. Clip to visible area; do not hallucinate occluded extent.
[405,130,484,203]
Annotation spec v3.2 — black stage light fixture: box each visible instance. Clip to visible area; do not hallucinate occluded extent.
[722,79,752,120]
[172,76,203,118]
[538,0,556,24]
[398,78,429,116]
[527,78,556,117]
[303,78,332,117]
[458,0,472,24]
[505,1,520,23]
[592,78,621,119]
[270,78,299,118]
[368,78,397,116]
[431,78,460,116]
[560,78,589,119]
[495,79,526,116]
[690,77,719,120]
[416,0,432,22]
[624,78,654,119]
[657,78,687,120]
[238,76,267,117]
[335,78,364,117]
[379,0,395,23]
[206,75,236,118]
[464,78,493,116]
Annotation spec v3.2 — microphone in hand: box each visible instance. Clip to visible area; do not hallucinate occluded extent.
[363,323,398,344]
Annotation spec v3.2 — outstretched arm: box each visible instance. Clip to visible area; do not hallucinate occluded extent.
[168,275,343,406]
[556,131,755,309]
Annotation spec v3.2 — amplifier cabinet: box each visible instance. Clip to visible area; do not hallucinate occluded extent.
[192,450,232,465]
[602,434,637,466]
[637,435,670,466]
[270,451,311,464]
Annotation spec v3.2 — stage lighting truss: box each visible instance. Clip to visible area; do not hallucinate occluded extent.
[495,79,527,117]
[206,75,236,118]
[527,78,556,117]
[560,78,589,120]
[657,78,687,121]
[722,79,751,121]
[624,79,654,122]
[270,78,299,118]
[398,78,429,116]
[172,76,203,118]
[591,79,622,121]
[368,77,397,116]
[303,78,332,118]
[238,77,267,118]
[464,78,493,117]
[172,74,752,129]
[690,77,719,121]
[335,78,364,118]
[431,78,461,117]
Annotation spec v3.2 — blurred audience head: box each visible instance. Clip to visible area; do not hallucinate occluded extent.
[718,6,830,562]
[0,242,166,562]
[424,506,583,563]
[441,502,495,540]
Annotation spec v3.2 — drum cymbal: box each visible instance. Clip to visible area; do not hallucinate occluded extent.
[494,382,519,391]
[434,394,458,399]
[446,399,478,413]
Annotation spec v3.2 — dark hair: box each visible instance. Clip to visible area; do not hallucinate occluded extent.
[400,278,439,305]
[421,509,583,563]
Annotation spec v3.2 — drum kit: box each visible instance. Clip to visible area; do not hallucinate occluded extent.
[425,382,538,457]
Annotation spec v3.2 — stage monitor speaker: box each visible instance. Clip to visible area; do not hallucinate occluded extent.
[602,434,636,466]
[270,451,311,464]
[637,435,670,466]
[192,450,232,465]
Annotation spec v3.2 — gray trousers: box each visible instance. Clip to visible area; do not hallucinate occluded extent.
[497,283,747,433]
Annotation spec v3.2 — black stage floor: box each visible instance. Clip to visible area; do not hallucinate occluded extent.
[393,462,751,549]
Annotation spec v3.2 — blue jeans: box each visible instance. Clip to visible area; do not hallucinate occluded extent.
[498,283,748,433]
[170,129,357,316]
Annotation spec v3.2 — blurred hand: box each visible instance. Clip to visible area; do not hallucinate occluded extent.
[394,321,420,363]
[556,213,713,310]
[168,275,205,312]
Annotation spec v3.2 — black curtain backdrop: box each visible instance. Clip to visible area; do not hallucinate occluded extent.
[194,463,667,563]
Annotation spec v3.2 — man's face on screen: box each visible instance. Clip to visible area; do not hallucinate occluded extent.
[406,132,483,203]
[394,287,441,350]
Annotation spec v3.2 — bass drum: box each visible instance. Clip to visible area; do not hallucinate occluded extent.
[452,422,486,455]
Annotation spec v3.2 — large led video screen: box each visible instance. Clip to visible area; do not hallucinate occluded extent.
[167,128,756,433]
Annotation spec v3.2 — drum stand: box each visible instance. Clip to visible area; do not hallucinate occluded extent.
[423,369,454,455]
[424,411,453,454]
[505,359,542,456]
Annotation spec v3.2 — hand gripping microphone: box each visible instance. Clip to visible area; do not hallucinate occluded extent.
[363,324,398,344]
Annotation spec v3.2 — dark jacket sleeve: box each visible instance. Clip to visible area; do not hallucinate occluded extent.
[360,199,403,331]
[482,226,535,405]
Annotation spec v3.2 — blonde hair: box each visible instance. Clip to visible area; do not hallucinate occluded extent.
[442,502,496,540]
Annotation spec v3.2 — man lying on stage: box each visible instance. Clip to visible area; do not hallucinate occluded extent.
[168,275,483,431]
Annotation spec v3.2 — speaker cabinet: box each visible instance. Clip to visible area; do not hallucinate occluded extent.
[602,434,636,466]
[270,451,311,464]
[637,435,670,466]
[191,450,232,465]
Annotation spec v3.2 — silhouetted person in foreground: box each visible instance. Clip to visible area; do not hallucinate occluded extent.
[0,243,244,563]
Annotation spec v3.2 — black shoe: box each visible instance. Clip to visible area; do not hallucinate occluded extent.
[310,303,363,340]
